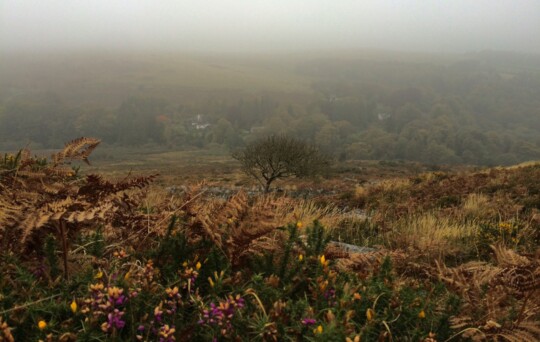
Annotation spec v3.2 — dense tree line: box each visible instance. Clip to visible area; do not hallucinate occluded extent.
[1,54,539,165]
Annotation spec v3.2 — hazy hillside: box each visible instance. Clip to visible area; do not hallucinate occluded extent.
[1,50,539,165]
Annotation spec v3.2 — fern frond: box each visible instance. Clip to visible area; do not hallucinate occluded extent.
[65,202,116,223]
[52,137,100,166]
[45,166,76,177]
[78,174,158,201]
[494,265,540,295]
[492,243,531,267]
[15,170,45,179]
[498,325,540,342]
[227,194,284,264]
[40,181,68,195]
[183,191,287,266]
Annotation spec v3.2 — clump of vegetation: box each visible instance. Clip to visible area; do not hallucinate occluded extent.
[1,139,539,341]
[0,138,156,279]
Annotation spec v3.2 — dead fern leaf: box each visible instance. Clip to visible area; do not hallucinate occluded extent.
[183,191,288,266]
[497,324,540,342]
[52,137,100,166]
[433,245,540,341]
[492,243,531,267]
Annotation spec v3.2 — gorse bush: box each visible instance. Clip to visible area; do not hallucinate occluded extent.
[0,221,456,341]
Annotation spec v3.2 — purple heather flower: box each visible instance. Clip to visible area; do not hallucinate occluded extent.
[109,295,127,306]
[154,306,164,323]
[107,309,126,330]
[33,260,47,278]
[323,288,336,300]
[301,318,317,326]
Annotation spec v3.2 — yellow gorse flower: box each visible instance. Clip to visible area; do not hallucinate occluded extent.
[107,286,123,299]
[38,320,47,330]
[318,279,329,292]
[124,271,131,281]
[366,308,374,321]
[90,283,104,291]
[499,222,513,233]
[319,255,329,267]
[196,261,202,270]
[94,270,103,279]
[298,254,304,262]
[208,270,224,288]
[418,310,426,319]
[296,221,303,229]
[70,300,77,313]
[165,286,179,297]
[313,325,323,334]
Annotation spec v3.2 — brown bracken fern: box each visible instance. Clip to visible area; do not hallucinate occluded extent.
[327,244,407,279]
[183,190,288,266]
[0,138,155,279]
[432,244,540,341]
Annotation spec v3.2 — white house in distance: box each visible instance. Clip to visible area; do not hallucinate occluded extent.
[378,112,391,121]
[192,114,211,130]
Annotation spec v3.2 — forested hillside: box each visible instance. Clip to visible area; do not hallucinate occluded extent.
[1,50,539,165]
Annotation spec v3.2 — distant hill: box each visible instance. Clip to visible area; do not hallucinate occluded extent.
[1,50,539,165]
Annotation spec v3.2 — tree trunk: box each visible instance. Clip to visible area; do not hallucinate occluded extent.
[264,180,272,193]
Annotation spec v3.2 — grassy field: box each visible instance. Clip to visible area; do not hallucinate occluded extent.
[86,145,448,196]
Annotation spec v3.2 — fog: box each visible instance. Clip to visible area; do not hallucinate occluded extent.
[2,0,540,54]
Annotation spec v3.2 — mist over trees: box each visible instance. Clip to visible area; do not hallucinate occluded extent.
[1,51,540,166]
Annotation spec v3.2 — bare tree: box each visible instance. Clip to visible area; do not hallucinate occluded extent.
[232,135,330,193]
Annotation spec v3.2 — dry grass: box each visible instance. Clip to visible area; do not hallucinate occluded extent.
[389,213,479,260]
[504,160,540,170]
[418,171,446,183]
[140,186,186,213]
[376,178,412,193]
[275,198,343,229]
[354,184,368,200]
[461,193,492,219]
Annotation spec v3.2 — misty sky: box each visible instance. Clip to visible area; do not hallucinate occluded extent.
[1,0,540,54]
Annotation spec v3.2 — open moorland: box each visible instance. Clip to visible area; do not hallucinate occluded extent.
[1,139,539,341]
[3,2,540,341]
